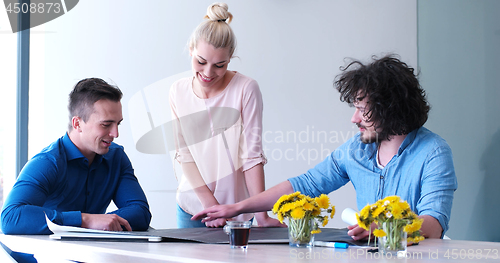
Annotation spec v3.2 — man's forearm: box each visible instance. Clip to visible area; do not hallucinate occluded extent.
[419,215,443,238]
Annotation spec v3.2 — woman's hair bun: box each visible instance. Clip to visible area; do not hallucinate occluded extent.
[188,2,236,57]
[204,2,233,23]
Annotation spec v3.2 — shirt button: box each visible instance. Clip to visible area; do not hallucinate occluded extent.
[380,175,384,179]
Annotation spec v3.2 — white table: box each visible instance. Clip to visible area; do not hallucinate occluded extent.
[1,234,499,262]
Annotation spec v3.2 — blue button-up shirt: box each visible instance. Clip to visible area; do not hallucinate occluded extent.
[289,127,457,235]
[1,133,152,234]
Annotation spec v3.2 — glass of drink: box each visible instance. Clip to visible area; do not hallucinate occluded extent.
[223,221,252,249]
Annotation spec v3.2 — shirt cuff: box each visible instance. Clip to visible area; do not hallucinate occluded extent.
[288,177,303,193]
[241,154,267,172]
[175,152,195,163]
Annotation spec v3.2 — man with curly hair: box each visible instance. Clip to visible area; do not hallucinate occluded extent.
[192,55,458,240]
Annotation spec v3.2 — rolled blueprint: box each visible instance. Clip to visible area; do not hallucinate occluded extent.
[341,208,358,226]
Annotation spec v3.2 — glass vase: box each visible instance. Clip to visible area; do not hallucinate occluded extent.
[288,217,314,247]
[378,221,407,257]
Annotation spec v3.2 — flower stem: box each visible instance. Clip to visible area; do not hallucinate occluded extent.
[289,217,312,243]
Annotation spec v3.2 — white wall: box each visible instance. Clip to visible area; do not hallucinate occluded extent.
[0,11,18,205]
[28,0,417,229]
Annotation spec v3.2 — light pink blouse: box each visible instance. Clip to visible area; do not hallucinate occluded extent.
[169,72,266,221]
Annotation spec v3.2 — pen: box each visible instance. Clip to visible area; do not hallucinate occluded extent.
[366,242,419,253]
[313,241,349,249]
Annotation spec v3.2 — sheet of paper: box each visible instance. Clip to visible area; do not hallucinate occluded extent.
[45,214,162,242]
[45,214,130,235]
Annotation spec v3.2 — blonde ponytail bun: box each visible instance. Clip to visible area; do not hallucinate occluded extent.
[188,2,237,57]
[205,2,233,23]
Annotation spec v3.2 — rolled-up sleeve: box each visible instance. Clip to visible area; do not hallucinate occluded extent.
[240,79,267,172]
[169,84,195,163]
[417,145,458,236]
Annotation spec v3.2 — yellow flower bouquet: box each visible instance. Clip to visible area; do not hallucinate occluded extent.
[272,191,335,247]
[356,196,425,254]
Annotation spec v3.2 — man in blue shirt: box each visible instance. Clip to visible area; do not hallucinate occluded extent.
[192,55,458,239]
[1,78,152,234]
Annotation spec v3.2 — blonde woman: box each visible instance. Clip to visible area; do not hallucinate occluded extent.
[169,2,282,228]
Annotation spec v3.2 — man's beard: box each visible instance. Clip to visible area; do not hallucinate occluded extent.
[360,131,379,144]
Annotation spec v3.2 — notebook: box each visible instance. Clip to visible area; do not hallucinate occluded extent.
[45,214,162,242]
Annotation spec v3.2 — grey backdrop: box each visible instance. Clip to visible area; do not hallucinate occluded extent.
[418,0,500,242]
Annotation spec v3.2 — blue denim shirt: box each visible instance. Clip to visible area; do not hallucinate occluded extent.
[1,133,152,234]
[289,127,457,235]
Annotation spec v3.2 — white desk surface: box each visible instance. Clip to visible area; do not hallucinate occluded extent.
[1,234,499,262]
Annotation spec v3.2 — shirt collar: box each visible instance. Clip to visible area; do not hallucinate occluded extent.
[62,133,85,161]
[62,133,104,165]
[361,140,378,160]
[362,127,420,160]
[397,128,419,155]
